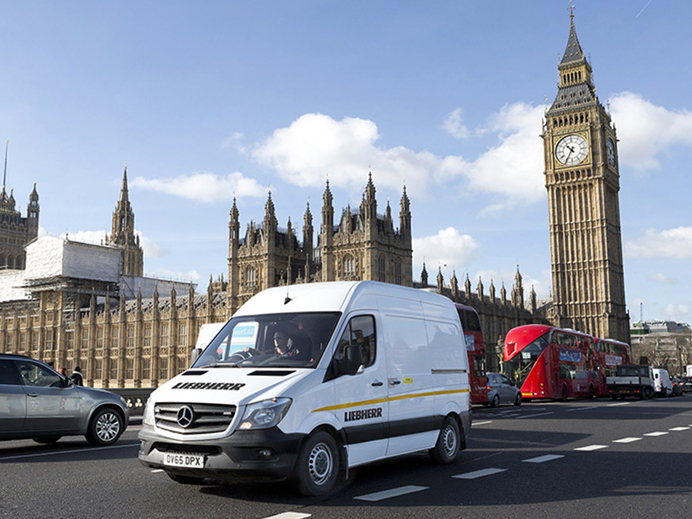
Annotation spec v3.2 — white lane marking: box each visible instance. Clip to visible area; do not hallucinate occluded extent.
[453,468,507,479]
[471,421,492,426]
[613,437,641,443]
[514,412,554,420]
[0,442,137,461]
[522,454,565,463]
[607,402,631,407]
[669,427,690,431]
[644,432,668,437]
[264,513,312,519]
[567,406,598,412]
[354,485,428,502]
[575,445,608,451]
[151,469,164,473]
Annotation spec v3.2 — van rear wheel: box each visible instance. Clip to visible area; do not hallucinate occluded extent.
[429,416,460,464]
[295,431,339,496]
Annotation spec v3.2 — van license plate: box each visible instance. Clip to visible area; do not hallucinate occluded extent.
[163,453,205,468]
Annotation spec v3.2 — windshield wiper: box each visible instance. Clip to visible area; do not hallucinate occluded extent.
[198,363,240,369]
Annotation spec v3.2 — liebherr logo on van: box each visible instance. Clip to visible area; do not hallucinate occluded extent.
[344,407,383,422]
[172,382,246,391]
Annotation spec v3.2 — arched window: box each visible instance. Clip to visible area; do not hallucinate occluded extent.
[343,255,355,280]
[246,266,257,285]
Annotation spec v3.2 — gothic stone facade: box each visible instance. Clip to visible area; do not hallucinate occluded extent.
[0,171,545,388]
[542,11,630,343]
[227,174,413,315]
[0,183,39,270]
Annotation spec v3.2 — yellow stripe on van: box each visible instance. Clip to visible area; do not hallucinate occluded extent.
[311,388,469,413]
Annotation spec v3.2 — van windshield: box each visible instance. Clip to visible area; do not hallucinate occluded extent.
[193,312,341,369]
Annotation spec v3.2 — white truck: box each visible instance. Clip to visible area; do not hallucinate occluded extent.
[138,281,471,496]
[606,364,655,400]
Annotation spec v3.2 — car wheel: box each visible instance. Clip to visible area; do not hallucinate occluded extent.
[429,416,461,464]
[514,393,522,406]
[166,472,207,485]
[86,407,124,446]
[295,431,339,496]
[33,436,61,444]
[491,394,500,408]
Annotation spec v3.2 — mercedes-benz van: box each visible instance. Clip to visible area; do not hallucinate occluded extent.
[138,281,471,495]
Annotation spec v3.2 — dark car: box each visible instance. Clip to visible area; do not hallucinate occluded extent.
[0,354,129,445]
[679,376,692,393]
[671,376,684,396]
[485,372,522,407]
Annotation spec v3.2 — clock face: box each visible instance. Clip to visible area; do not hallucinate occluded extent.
[606,137,616,167]
[555,134,588,166]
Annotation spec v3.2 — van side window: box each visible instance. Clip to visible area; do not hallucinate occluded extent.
[336,316,376,368]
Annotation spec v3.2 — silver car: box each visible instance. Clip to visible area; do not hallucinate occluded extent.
[0,354,129,445]
[485,372,522,407]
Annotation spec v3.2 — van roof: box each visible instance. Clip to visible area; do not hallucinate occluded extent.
[234,281,457,320]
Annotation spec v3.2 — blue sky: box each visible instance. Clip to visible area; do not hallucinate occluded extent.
[1,1,691,325]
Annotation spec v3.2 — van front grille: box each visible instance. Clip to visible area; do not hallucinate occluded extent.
[154,402,236,434]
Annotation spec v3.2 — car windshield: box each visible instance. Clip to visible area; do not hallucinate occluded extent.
[192,312,341,369]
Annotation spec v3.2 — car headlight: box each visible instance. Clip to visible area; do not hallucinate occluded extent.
[239,398,291,430]
[142,397,155,427]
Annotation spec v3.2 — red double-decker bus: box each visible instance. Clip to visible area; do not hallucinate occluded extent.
[503,324,602,401]
[454,304,487,404]
[594,337,633,385]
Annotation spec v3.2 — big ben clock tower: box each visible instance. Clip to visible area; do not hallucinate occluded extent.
[542,7,630,343]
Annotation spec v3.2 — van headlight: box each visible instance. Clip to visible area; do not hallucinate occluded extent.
[142,397,155,427]
[239,398,292,430]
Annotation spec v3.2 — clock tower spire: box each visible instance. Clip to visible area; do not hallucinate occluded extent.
[542,8,630,343]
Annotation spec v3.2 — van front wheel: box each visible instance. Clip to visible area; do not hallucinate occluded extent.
[429,416,460,464]
[295,431,339,496]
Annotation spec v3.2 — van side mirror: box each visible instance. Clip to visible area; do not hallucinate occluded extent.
[343,344,363,376]
[190,348,202,366]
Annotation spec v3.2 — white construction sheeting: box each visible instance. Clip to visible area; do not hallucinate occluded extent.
[0,270,30,302]
[24,236,120,283]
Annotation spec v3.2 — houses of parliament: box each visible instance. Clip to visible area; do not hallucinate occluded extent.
[0,11,629,388]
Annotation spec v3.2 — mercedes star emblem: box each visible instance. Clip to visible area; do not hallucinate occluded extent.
[176,405,194,428]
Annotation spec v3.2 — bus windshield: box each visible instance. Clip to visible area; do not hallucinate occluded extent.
[193,312,341,369]
[504,332,550,386]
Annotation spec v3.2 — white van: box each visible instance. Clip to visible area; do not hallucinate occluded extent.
[652,368,673,397]
[138,281,471,495]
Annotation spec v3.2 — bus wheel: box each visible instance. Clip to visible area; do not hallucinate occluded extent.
[429,416,461,464]
[295,431,339,496]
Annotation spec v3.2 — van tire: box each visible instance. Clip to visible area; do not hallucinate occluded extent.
[295,431,339,496]
[429,416,460,464]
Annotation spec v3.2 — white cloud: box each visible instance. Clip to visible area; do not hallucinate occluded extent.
[131,172,265,203]
[609,92,692,174]
[139,235,167,259]
[443,108,470,139]
[221,132,247,154]
[251,106,545,212]
[412,227,480,274]
[625,227,692,260]
[648,272,678,285]
[463,103,545,214]
[662,303,691,318]
[252,113,445,195]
